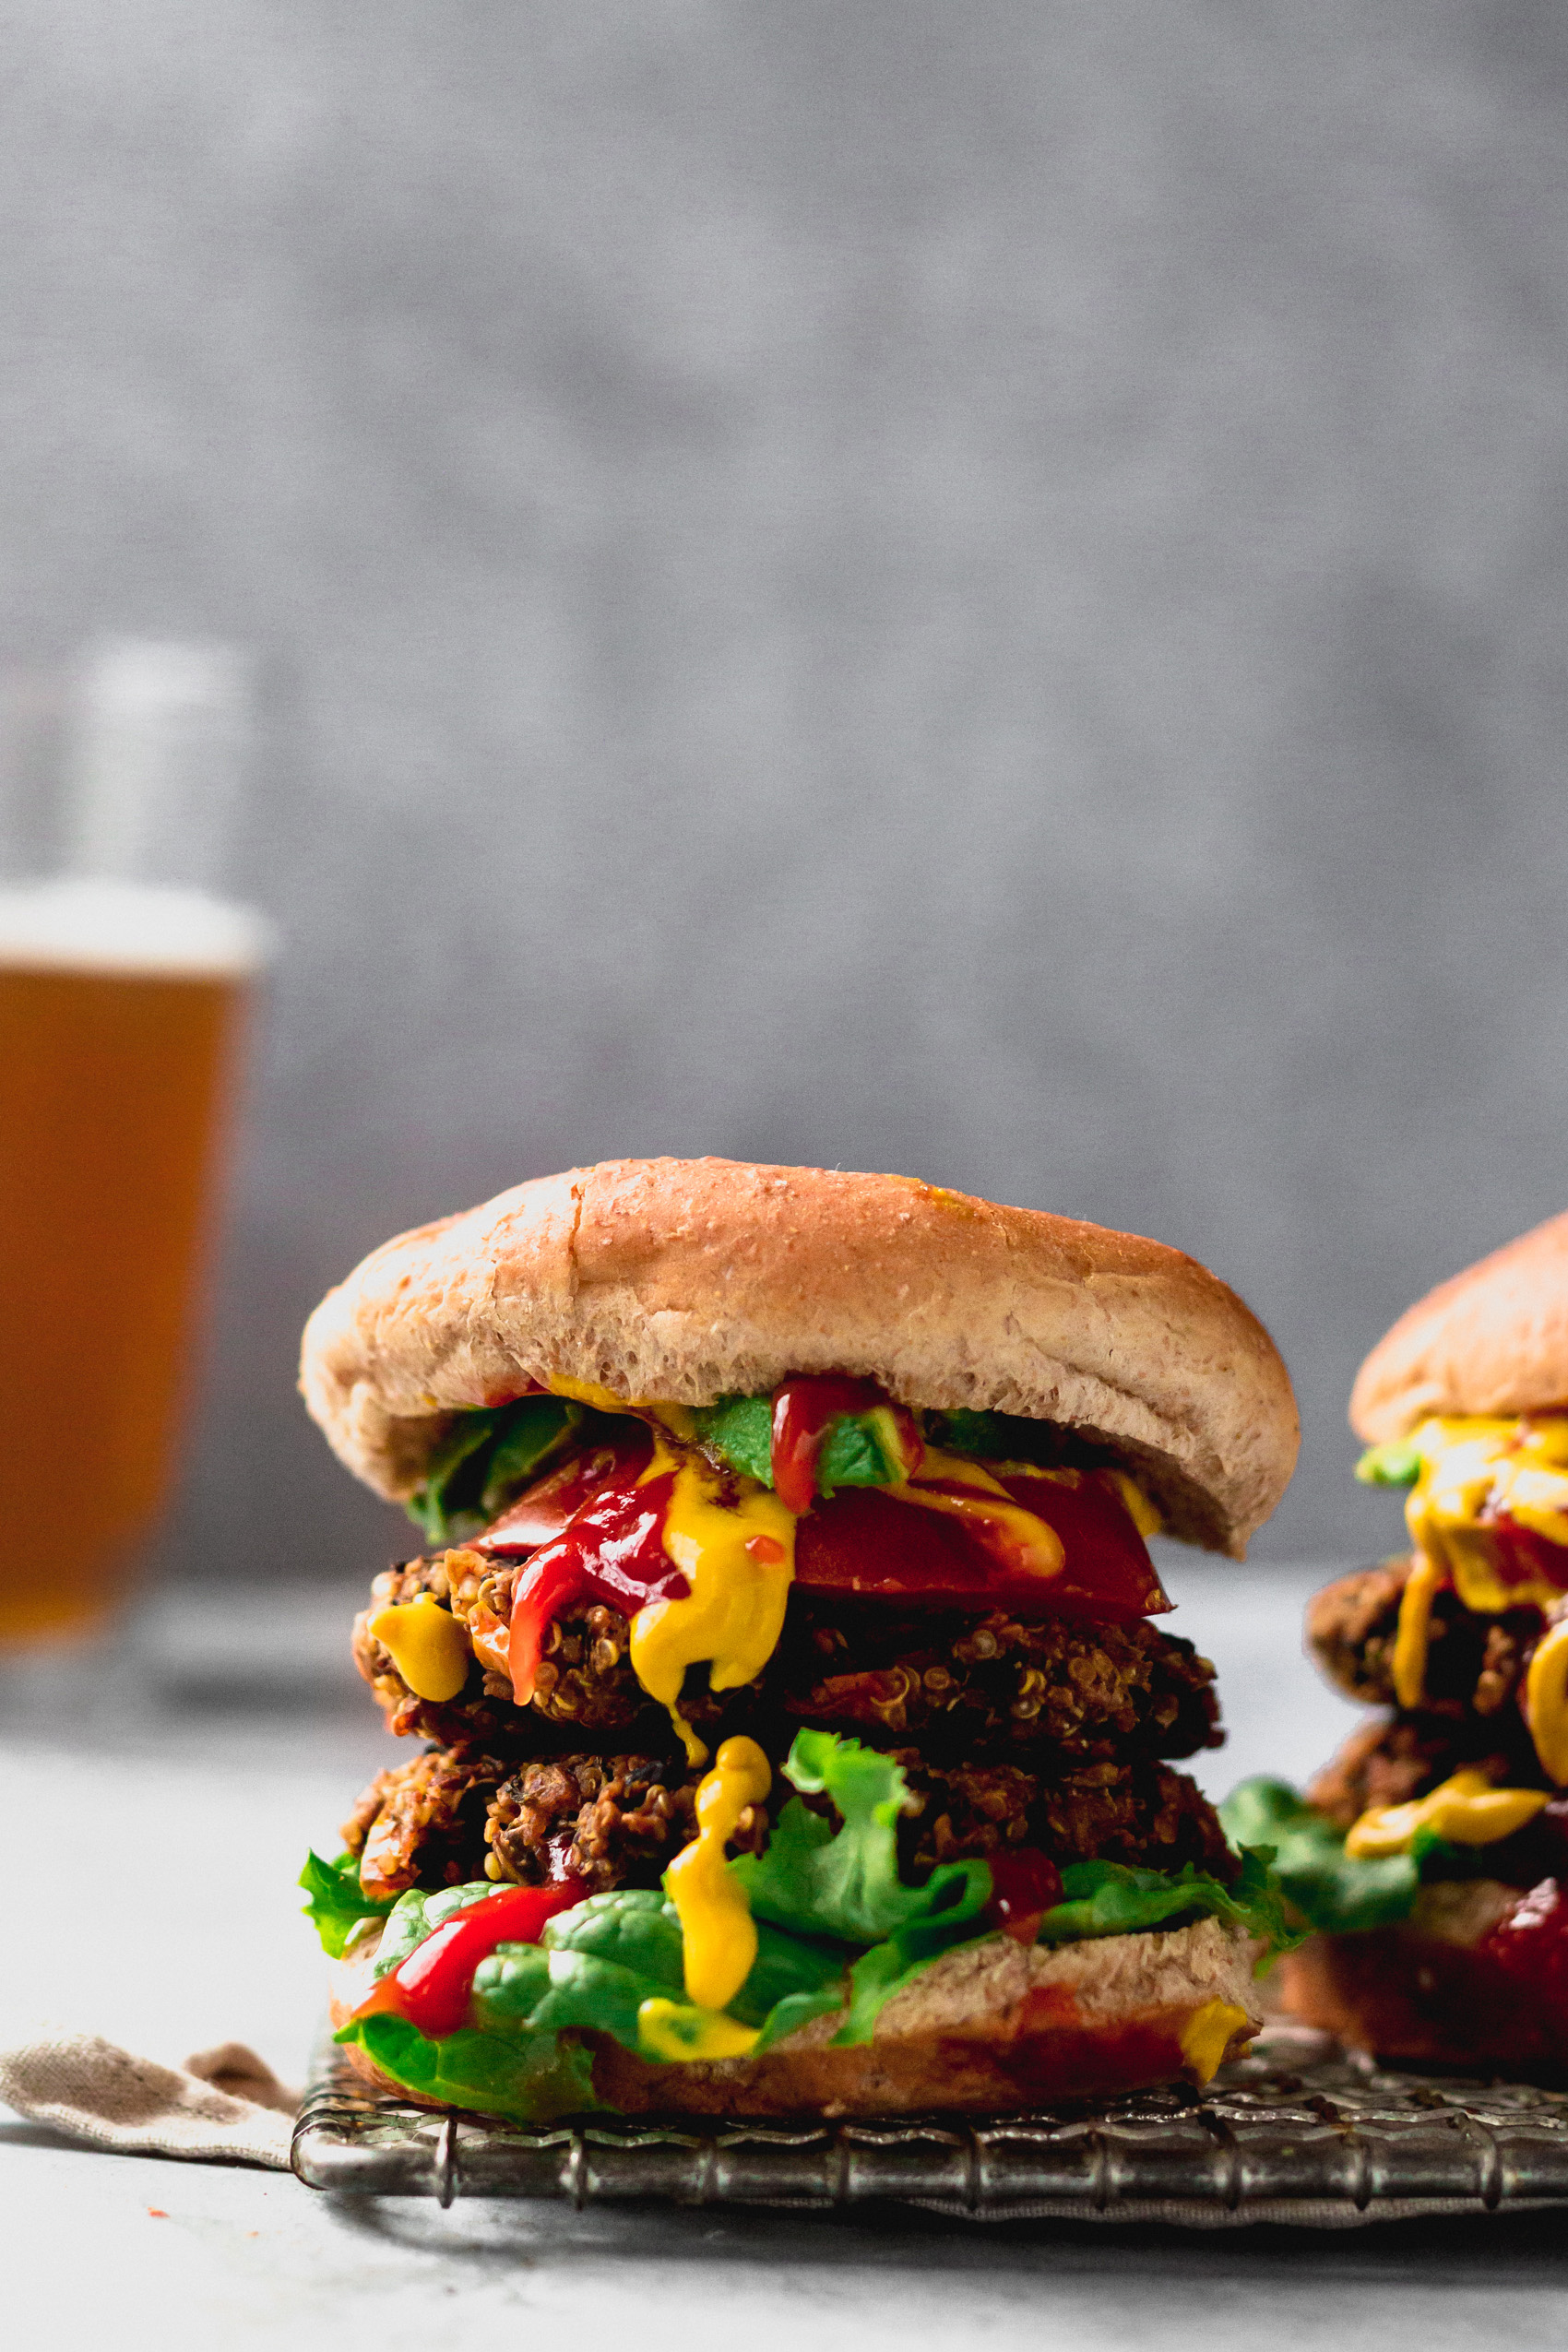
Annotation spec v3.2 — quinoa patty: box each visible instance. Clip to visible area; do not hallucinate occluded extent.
[353,1552,1223,1765]
[342,1737,1236,1901]
[1306,1557,1550,1722]
[1305,1710,1549,1832]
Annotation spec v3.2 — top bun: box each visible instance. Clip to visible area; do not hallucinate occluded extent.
[299,1158,1298,1556]
[1350,1209,1568,1443]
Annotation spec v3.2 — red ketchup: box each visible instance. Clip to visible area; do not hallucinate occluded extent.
[983,1849,1063,1943]
[770,1375,923,1516]
[501,1465,690,1705]
[1478,1876,1568,2011]
[1480,1515,1568,1597]
[352,1877,587,2038]
[475,1430,653,1554]
[794,1473,1170,1621]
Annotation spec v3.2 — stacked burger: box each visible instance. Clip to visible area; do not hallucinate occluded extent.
[1225,1211,1568,2076]
[300,1158,1300,2121]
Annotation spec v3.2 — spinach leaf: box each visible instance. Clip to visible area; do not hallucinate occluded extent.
[298,1851,396,1960]
[407,1396,583,1543]
[924,1408,1099,1469]
[692,1396,909,1499]
[338,2009,600,2122]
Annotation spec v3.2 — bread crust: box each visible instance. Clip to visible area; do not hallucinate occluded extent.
[299,1158,1297,1556]
[328,1915,1262,2120]
[1350,1209,1568,1443]
[1277,1882,1565,2079]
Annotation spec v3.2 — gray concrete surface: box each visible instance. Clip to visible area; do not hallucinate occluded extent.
[1,4,1566,1589]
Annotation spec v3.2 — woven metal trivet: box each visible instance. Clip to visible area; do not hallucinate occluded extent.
[291,2025,1568,2225]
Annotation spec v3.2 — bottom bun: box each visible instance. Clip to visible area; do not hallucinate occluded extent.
[329,1915,1262,2120]
[1278,1879,1567,2079]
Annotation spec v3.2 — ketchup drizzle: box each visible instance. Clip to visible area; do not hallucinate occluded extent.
[504,1466,688,1705]
[983,1849,1063,1943]
[770,1375,922,1515]
[352,1877,586,2038]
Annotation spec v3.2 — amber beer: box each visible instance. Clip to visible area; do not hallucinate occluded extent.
[0,885,263,1643]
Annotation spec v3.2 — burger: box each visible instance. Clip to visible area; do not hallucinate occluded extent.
[298,1158,1300,2120]
[1224,1210,1568,2076]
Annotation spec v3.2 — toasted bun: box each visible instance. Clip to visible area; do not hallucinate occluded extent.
[328,1916,1262,2120]
[299,1158,1296,1555]
[1278,1881,1567,2079]
[1351,1210,1568,1443]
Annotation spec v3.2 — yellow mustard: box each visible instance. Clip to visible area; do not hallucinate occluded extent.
[1110,1468,1165,1539]
[632,1464,796,1764]
[665,1735,773,2013]
[1344,1768,1548,1859]
[1526,1619,1568,1786]
[365,1592,470,1702]
[636,1999,763,2062]
[1391,1553,1446,1711]
[884,1446,1066,1578]
[1179,2001,1250,2086]
[546,1374,697,1443]
[1402,1417,1568,1610]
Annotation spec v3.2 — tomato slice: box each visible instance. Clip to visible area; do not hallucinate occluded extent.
[795,1472,1170,1621]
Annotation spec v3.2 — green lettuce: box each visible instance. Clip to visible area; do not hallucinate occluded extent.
[319,1732,1301,2119]
[692,1395,906,1496]
[733,1730,995,2042]
[1035,1847,1301,1965]
[298,1850,396,1960]
[407,1396,587,1543]
[341,2010,600,2123]
[1218,1777,1445,1935]
[1354,1436,1422,1489]
[923,1408,1091,1469]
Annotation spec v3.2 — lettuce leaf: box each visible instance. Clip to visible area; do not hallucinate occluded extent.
[692,1396,906,1497]
[1218,1777,1431,1935]
[318,1736,1303,2120]
[922,1408,1097,1470]
[1354,1437,1422,1489]
[406,1396,585,1544]
[298,1851,396,1960]
[732,1730,992,2042]
[1035,1847,1301,1965]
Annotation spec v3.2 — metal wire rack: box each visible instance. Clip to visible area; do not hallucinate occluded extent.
[291,2025,1568,2224]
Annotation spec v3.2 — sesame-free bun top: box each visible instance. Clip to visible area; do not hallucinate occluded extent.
[1350,1209,1568,1443]
[299,1158,1299,1556]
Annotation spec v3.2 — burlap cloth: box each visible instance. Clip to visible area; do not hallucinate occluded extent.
[0,2025,297,2168]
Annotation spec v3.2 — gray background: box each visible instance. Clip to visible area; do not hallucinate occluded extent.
[4,0,1568,1587]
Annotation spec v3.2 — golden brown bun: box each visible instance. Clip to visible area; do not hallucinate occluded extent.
[1277,1881,1567,2078]
[328,1915,1262,2120]
[1350,1209,1568,1443]
[299,1158,1297,1555]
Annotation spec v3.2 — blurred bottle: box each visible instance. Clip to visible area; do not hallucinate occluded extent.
[0,640,271,1645]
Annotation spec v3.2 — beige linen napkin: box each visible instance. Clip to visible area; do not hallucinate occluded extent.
[0,2026,298,2168]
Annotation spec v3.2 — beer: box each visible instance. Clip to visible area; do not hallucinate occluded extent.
[0,883,267,1643]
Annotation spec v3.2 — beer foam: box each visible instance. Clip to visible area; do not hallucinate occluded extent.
[0,879,275,974]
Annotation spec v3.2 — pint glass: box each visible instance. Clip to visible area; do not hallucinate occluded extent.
[0,884,267,1644]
